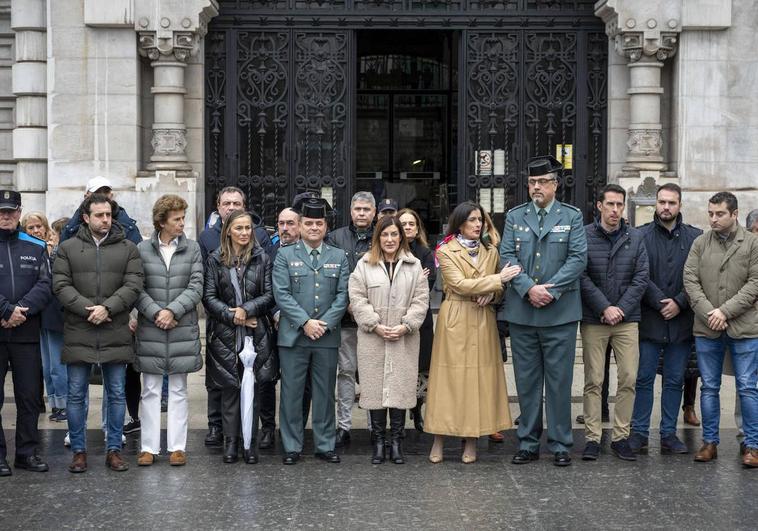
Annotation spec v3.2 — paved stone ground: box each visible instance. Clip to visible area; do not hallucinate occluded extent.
[1,363,751,529]
[0,428,753,530]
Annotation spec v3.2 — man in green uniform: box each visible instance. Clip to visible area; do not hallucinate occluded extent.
[500,156,588,466]
[273,198,349,465]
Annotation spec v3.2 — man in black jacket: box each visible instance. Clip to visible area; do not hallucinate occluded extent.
[326,191,375,446]
[198,186,272,447]
[0,190,51,476]
[579,184,649,461]
[629,183,702,455]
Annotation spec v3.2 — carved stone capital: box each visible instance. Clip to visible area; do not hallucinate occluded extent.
[617,31,678,63]
[138,31,198,62]
[626,129,663,160]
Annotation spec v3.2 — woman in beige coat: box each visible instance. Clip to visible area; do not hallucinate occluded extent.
[425,202,521,464]
[349,215,430,464]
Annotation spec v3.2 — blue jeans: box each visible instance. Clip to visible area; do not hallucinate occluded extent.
[696,335,758,448]
[67,362,126,452]
[631,341,690,438]
[40,329,67,409]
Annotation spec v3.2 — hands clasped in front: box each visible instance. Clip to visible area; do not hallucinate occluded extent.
[0,305,28,328]
[374,324,409,342]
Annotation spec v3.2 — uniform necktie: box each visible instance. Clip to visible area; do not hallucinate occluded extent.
[310,248,319,268]
[538,208,546,233]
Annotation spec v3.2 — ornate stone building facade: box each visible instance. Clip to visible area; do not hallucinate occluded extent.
[3,0,756,235]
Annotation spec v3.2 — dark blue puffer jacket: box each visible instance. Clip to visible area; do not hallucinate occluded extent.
[61,205,142,246]
[638,214,702,343]
[580,219,649,324]
[0,227,52,342]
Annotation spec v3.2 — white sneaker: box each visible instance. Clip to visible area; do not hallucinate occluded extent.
[64,432,71,447]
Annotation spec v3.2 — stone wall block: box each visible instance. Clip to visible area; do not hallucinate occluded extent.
[15,96,46,126]
[84,0,134,28]
[11,62,46,95]
[15,162,47,190]
[15,30,45,62]
[13,127,47,161]
[10,0,45,30]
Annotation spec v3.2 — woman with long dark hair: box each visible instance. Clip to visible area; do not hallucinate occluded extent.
[203,210,276,464]
[349,216,429,464]
[424,202,521,463]
[397,208,435,431]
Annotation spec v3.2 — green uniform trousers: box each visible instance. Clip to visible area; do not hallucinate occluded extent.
[279,346,338,454]
[510,321,577,453]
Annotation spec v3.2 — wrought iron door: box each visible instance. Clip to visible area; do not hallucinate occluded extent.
[206,1,607,226]
[205,28,351,228]
[462,29,607,223]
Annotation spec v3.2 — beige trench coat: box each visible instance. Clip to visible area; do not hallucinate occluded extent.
[425,238,512,437]
[349,251,430,410]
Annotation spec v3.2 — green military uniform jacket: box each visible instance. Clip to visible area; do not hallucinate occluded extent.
[499,201,587,327]
[272,240,350,348]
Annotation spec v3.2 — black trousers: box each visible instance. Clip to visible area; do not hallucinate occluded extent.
[683,372,699,408]
[220,386,260,445]
[125,363,141,420]
[0,342,42,459]
[208,386,223,430]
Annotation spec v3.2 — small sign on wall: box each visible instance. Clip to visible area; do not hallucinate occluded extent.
[555,144,573,170]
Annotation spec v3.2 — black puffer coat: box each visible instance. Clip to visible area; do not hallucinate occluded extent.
[580,218,649,324]
[409,239,435,372]
[203,246,276,390]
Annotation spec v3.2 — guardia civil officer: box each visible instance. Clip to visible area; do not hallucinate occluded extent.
[499,156,588,467]
[272,197,349,465]
[0,190,52,476]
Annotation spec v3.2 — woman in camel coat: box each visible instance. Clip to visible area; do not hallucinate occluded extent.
[349,215,430,465]
[425,201,521,464]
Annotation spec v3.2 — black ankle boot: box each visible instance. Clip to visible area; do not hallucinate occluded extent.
[411,397,424,433]
[223,437,239,463]
[243,442,259,464]
[369,409,387,464]
[389,408,406,464]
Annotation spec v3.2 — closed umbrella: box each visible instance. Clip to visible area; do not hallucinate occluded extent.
[238,336,258,450]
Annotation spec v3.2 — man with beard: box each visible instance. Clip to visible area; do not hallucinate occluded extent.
[629,183,701,455]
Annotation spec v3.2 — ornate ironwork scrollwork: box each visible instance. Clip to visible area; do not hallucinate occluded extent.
[236,30,290,226]
[294,31,349,218]
[205,31,227,208]
[585,31,608,219]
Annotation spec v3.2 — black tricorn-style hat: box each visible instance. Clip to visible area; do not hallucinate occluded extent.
[527,155,563,177]
[300,197,329,219]
[292,191,320,214]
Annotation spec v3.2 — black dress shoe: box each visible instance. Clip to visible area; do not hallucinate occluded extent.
[243,448,259,464]
[222,437,239,463]
[315,451,341,463]
[259,429,275,450]
[205,426,223,448]
[335,429,351,448]
[0,459,11,477]
[554,452,572,466]
[14,453,49,472]
[511,450,539,464]
[282,452,300,465]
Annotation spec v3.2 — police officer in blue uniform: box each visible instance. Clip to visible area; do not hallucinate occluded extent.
[0,190,52,476]
[499,156,588,467]
[272,197,349,465]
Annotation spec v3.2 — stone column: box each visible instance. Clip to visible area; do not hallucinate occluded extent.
[139,32,196,171]
[619,31,677,172]
[11,0,46,210]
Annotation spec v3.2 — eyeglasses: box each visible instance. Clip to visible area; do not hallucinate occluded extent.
[527,178,556,186]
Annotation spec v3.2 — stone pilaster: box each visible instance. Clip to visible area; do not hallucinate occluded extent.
[135,1,217,173]
[11,0,46,210]
[597,1,681,178]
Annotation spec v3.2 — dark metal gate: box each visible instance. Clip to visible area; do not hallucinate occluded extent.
[205,1,607,229]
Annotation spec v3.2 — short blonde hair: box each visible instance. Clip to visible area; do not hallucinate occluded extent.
[21,211,50,239]
[152,194,188,232]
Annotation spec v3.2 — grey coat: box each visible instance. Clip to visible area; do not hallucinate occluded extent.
[134,232,204,374]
